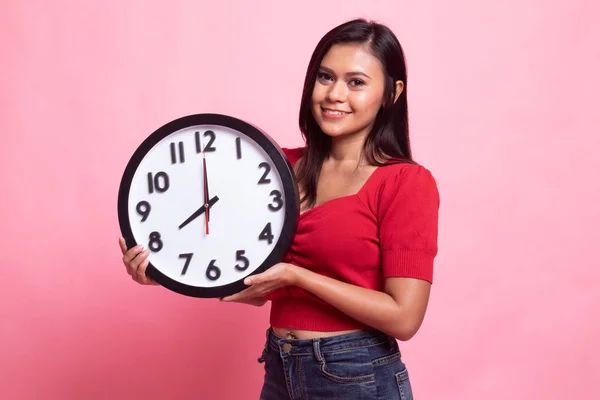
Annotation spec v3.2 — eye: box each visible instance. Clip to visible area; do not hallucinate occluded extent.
[317,72,333,82]
[349,79,365,87]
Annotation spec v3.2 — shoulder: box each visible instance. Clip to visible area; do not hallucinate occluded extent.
[378,161,438,193]
[281,147,305,167]
[368,161,440,215]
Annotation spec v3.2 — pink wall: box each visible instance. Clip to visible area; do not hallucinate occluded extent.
[1,1,598,399]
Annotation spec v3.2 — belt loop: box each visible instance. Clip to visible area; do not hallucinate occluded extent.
[266,328,273,353]
[388,335,397,350]
[312,338,324,365]
[257,328,271,363]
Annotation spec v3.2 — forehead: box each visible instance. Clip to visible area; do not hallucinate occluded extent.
[320,43,384,76]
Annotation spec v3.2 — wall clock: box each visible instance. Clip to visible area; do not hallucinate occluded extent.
[117,113,299,298]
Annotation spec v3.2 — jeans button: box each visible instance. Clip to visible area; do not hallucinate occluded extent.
[283,343,292,353]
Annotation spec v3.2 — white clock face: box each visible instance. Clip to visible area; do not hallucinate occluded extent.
[118,115,298,298]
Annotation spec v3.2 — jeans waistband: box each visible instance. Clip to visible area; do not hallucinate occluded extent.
[263,327,397,357]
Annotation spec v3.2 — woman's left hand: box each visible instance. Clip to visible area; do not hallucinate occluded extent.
[220,263,299,303]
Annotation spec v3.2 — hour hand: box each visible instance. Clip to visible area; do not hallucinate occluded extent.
[178,196,219,230]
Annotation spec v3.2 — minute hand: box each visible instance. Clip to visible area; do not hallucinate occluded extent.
[178,195,219,230]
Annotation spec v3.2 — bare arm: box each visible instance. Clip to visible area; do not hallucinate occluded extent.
[223,262,431,341]
[293,266,431,341]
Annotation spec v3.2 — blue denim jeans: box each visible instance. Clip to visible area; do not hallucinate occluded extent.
[258,327,414,399]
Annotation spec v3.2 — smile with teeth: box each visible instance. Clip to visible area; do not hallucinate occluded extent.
[322,108,351,116]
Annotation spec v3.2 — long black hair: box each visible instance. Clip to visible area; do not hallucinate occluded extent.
[297,18,414,209]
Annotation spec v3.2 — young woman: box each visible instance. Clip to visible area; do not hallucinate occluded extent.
[119,18,439,400]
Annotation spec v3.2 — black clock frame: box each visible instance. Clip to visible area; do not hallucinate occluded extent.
[117,113,300,298]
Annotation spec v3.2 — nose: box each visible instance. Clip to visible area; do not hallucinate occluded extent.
[326,80,347,102]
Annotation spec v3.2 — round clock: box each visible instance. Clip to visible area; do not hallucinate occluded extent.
[117,113,300,298]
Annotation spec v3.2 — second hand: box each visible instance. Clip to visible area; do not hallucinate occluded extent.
[200,133,209,235]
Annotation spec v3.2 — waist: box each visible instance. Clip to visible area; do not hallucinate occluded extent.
[269,297,371,333]
[266,327,397,355]
[271,326,363,340]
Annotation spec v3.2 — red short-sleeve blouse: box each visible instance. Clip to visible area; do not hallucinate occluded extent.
[266,147,440,332]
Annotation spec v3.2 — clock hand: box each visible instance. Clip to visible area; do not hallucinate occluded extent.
[199,132,211,235]
[203,156,210,235]
[178,195,219,230]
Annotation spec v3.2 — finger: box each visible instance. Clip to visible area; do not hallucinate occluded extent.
[136,256,155,285]
[123,248,141,276]
[136,255,160,286]
[222,286,262,302]
[244,272,270,285]
[122,245,144,267]
[222,297,265,306]
[248,264,285,285]
[130,249,150,277]
[118,237,128,255]
[246,282,283,299]
[130,258,154,285]
[124,255,135,277]
[131,273,140,284]
[221,291,247,302]
[220,294,237,302]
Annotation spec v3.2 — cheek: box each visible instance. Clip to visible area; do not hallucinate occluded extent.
[311,85,326,106]
[350,91,383,115]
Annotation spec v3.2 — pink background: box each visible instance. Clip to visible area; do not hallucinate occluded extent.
[1,0,598,399]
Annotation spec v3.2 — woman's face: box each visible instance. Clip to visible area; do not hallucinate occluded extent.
[311,43,387,141]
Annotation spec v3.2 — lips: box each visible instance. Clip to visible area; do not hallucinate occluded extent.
[321,107,351,119]
[322,107,350,114]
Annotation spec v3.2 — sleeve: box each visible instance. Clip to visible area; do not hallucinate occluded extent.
[377,165,440,283]
[281,147,304,166]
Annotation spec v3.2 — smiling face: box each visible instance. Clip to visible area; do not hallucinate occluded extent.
[311,43,387,141]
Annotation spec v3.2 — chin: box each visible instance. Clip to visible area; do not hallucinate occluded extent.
[314,117,350,137]
[317,124,348,138]
[317,120,371,140]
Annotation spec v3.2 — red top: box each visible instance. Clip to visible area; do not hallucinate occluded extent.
[266,147,440,332]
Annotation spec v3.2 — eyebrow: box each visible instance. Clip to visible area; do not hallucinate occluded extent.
[318,66,371,79]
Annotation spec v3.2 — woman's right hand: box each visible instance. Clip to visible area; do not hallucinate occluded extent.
[119,237,159,286]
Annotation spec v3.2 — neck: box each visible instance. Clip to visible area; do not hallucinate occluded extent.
[328,132,367,165]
